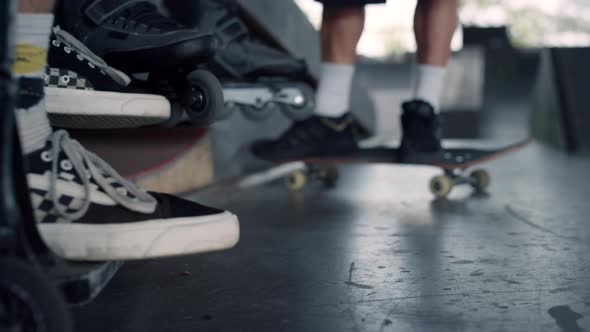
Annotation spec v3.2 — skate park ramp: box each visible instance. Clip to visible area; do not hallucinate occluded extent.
[70,127,213,195]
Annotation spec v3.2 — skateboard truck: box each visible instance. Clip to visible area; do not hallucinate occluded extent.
[284,164,489,198]
[429,168,490,198]
[284,165,339,192]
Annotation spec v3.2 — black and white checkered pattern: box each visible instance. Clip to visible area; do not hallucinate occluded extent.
[28,152,139,224]
[44,67,94,90]
[30,188,83,224]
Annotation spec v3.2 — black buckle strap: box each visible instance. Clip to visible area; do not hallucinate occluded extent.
[84,0,144,25]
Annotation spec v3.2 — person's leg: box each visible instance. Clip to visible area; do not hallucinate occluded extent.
[13,0,239,261]
[18,0,54,13]
[251,1,382,161]
[315,6,364,118]
[14,0,54,155]
[399,0,458,158]
[411,0,458,111]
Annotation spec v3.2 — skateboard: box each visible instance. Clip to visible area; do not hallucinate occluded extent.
[282,138,532,198]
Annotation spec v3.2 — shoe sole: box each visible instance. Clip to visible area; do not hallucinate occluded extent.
[38,211,239,261]
[45,87,171,129]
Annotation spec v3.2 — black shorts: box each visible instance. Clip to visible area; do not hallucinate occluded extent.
[314,0,387,7]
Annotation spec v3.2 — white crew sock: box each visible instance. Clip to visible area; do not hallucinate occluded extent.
[411,64,447,113]
[14,13,54,155]
[315,62,355,118]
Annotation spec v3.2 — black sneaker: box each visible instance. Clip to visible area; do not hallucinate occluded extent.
[54,0,218,71]
[251,114,367,161]
[45,27,170,129]
[26,130,239,261]
[399,99,443,161]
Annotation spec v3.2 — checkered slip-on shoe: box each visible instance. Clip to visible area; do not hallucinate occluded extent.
[26,130,239,261]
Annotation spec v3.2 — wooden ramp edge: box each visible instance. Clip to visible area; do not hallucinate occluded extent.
[70,127,213,195]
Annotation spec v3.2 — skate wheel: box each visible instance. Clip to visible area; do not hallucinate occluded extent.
[281,84,315,121]
[241,103,276,121]
[183,70,224,126]
[322,166,339,188]
[429,174,453,198]
[285,170,307,191]
[0,258,72,332]
[469,169,490,191]
[218,102,238,121]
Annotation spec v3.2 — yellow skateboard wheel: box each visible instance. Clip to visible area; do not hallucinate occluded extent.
[430,174,453,198]
[285,170,306,191]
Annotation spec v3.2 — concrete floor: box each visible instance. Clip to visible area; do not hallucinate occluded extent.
[74,141,590,332]
[73,51,588,331]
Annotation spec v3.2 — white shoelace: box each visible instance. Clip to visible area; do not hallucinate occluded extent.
[48,130,157,220]
[52,26,132,87]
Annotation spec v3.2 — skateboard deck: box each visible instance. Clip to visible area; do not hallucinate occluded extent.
[281,138,532,198]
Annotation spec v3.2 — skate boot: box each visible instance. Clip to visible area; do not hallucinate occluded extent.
[165,0,315,122]
[45,27,170,129]
[398,99,443,162]
[251,113,368,161]
[54,0,224,126]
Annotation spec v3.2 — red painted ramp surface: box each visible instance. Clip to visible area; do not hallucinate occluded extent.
[69,127,213,194]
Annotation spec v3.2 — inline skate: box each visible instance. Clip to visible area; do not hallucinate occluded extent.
[165,0,315,122]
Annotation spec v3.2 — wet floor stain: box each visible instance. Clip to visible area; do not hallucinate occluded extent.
[500,278,522,285]
[492,302,509,309]
[469,269,484,277]
[348,262,356,281]
[550,287,577,294]
[378,318,393,332]
[344,281,375,289]
[345,262,374,289]
[548,305,585,332]
[505,205,582,242]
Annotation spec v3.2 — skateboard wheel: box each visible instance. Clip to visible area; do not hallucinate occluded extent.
[285,170,307,191]
[0,258,72,332]
[469,169,490,191]
[430,175,453,198]
[322,166,339,188]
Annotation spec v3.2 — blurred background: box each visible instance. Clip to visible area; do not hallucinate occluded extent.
[186,0,590,180]
[296,0,590,56]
